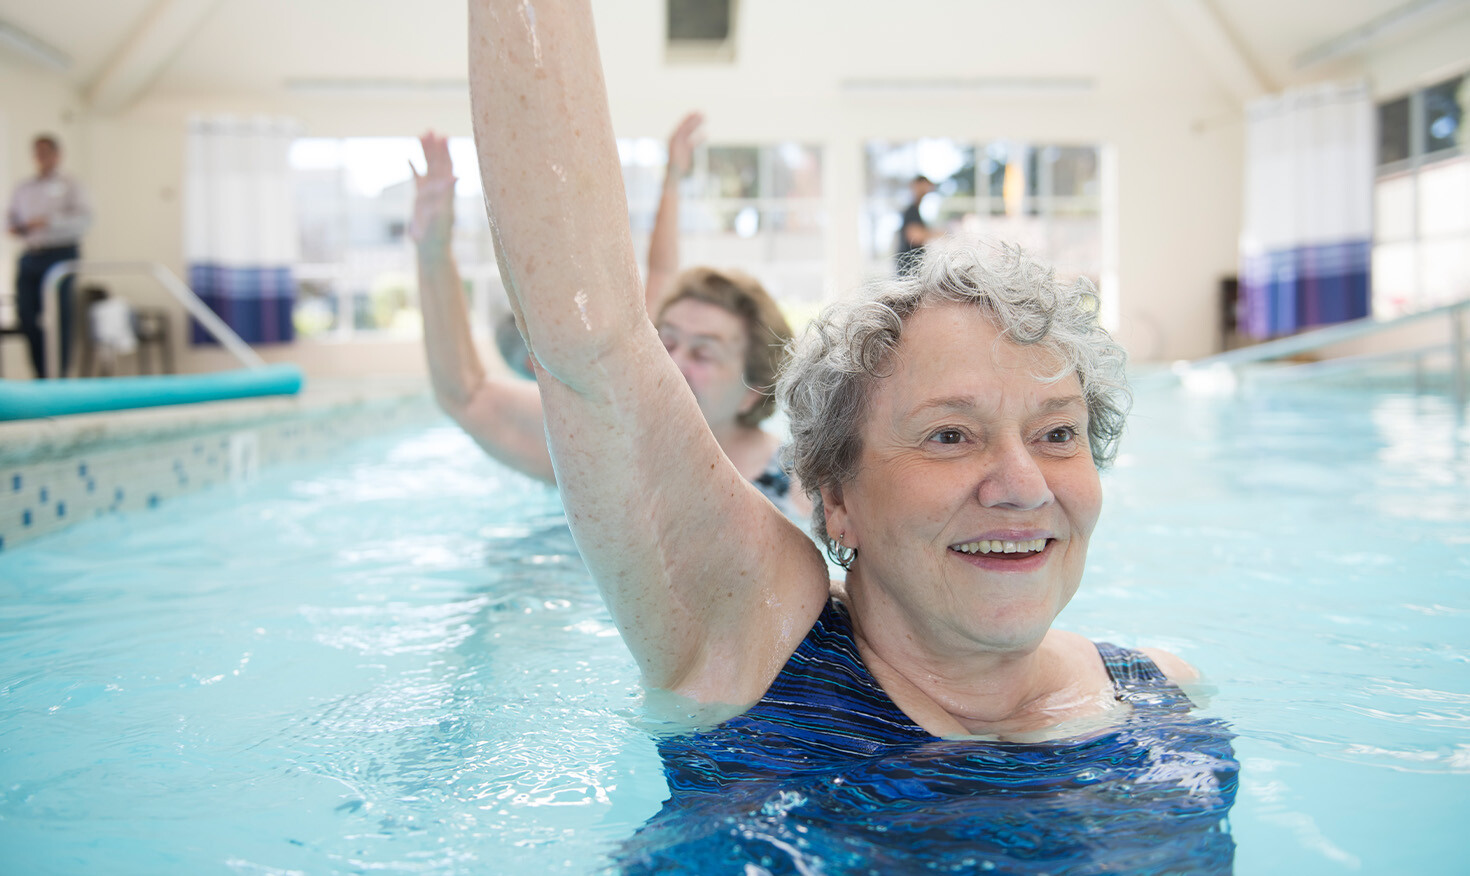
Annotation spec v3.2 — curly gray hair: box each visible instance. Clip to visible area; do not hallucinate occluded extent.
[777,241,1131,565]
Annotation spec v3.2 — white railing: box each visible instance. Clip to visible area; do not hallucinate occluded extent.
[1181,298,1470,405]
[39,260,267,379]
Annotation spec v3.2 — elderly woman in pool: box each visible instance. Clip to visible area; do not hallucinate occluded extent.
[466,0,1196,739]
[411,120,806,519]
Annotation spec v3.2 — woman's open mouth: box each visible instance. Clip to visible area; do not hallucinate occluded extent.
[951,538,1048,556]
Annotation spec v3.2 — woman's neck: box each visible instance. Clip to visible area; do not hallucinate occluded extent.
[839,576,1115,739]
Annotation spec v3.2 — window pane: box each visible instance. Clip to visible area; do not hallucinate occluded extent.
[292,278,339,338]
[1418,158,1470,236]
[1420,238,1470,307]
[770,144,822,198]
[707,146,760,199]
[1371,242,1416,316]
[1048,147,1099,197]
[1422,76,1466,156]
[977,143,1009,215]
[1378,96,1411,165]
[865,140,916,200]
[865,139,973,198]
[618,137,665,229]
[862,138,1103,280]
[1374,174,1415,241]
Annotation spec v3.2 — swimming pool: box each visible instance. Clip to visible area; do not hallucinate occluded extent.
[1,373,1466,874]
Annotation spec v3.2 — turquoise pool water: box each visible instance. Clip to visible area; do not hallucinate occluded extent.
[1,376,1467,874]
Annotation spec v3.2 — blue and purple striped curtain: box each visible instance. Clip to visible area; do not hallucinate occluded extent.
[184,116,299,345]
[1239,83,1374,339]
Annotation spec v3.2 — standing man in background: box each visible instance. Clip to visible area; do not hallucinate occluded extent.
[894,174,939,277]
[7,134,92,378]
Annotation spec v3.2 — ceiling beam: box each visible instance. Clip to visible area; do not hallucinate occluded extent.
[85,0,222,113]
[1161,0,1273,103]
[1294,0,1465,69]
[0,17,72,72]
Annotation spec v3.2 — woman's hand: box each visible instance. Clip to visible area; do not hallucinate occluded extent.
[411,131,457,253]
[665,112,704,180]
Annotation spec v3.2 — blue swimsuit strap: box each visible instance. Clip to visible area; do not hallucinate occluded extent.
[1092,638,1195,712]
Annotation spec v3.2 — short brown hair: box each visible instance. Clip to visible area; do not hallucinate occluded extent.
[657,267,793,427]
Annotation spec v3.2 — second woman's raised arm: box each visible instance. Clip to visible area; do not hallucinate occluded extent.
[467,0,826,703]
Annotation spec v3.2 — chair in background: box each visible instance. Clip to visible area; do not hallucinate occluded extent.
[133,308,174,375]
[77,285,175,377]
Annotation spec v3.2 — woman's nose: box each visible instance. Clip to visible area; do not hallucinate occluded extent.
[976,439,1053,510]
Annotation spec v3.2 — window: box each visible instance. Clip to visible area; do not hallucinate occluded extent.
[862,139,1106,294]
[288,136,823,340]
[1374,74,1470,316]
[621,138,825,310]
[289,136,495,341]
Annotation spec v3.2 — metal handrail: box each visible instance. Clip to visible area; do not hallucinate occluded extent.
[39,260,267,379]
[1183,297,1470,404]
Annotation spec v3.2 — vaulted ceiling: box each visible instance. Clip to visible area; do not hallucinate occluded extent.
[1,0,1465,113]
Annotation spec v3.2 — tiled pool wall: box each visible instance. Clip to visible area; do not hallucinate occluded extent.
[0,391,436,553]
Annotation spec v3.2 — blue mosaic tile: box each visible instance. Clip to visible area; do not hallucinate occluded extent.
[147,494,159,508]
[38,487,48,504]
[22,509,32,527]
[11,474,21,491]
[78,462,88,477]
[57,502,66,518]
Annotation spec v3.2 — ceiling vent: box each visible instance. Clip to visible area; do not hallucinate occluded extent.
[666,0,737,64]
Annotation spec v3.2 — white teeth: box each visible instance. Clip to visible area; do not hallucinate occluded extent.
[953,538,1047,555]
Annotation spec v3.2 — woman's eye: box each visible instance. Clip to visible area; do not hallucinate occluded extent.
[1043,426,1077,443]
[929,429,965,445]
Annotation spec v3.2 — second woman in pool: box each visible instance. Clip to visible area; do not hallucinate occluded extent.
[412,116,807,519]
[466,1,1236,870]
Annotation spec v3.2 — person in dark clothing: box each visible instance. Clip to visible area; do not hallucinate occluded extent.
[895,174,939,277]
[7,135,92,378]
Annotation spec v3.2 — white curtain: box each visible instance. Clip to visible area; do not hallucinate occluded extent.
[1239,81,1374,338]
[183,115,299,344]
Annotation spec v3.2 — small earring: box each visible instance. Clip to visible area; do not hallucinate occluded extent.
[830,531,856,569]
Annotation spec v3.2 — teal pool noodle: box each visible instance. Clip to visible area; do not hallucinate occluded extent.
[0,365,305,420]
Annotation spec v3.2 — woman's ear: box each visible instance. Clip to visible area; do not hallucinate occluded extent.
[820,482,854,547]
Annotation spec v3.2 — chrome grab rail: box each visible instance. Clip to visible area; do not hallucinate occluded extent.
[1182,297,1470,405]
[38,260,268,379]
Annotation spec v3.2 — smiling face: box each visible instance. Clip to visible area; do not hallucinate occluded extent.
[822,302,1103,654]
[657,297,762,431]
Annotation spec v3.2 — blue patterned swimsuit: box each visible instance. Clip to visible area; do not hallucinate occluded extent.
[614,599,1238,875]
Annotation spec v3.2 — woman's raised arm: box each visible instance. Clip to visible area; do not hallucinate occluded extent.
[467,0,826,702]
[413,132,555,483]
